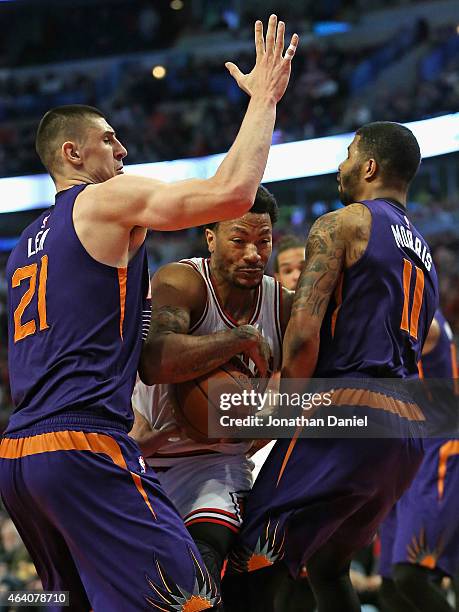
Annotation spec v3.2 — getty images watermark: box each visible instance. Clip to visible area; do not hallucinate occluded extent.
[218,388,367,428]
[207,378,459,439]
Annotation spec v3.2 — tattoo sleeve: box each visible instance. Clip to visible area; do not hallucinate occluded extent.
[282,211,346,379]
[139,300,255,385]
[149,304,191,336]
[292,212,345,320]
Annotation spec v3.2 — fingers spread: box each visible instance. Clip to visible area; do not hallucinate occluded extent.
[265,13,277,56]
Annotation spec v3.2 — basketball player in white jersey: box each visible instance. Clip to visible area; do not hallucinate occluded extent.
[131,186,293,596]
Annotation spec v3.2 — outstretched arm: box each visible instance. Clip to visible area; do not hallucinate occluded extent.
[90,16,299,231]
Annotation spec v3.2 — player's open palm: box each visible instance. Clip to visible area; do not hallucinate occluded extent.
[225,14,299,103]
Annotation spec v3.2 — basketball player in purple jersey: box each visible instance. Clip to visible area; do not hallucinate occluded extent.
[0,16,298,611]
[227,122,439,612]
[379,309,459,612]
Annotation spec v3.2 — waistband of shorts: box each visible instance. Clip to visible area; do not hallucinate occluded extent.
[4,411,130,438]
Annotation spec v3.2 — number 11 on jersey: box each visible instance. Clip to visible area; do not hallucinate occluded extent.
[400,258,424,341]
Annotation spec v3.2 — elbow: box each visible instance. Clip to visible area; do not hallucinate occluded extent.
[285,326,320,358]
[228,188,254,217]
[138,345,163,385]
[139,361,167,385]
[139,358,172,386]
[138,367,154,386]
[211,178,254,219]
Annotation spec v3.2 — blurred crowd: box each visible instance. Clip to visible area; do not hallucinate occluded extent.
[0,0,445,68]
[0,12,457,176]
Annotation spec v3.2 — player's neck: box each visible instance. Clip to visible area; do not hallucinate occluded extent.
[361,187,407,207]
[53,171,97,193]
[209,266,258,325]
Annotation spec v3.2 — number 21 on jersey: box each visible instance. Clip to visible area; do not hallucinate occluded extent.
[12,255,49,343]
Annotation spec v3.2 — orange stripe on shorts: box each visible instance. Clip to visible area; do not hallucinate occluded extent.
[0,431,156,519]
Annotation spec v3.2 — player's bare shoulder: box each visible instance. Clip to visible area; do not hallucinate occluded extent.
[340,203,372,267]
[152,261,206,297]
[150,261,208,331]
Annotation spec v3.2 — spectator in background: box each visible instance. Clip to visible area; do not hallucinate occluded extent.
[273,234,305,290]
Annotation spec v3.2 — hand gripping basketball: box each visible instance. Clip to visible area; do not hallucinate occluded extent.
[233,324,272,378]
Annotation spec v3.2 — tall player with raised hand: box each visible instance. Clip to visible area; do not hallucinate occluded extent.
[0,15,298,612]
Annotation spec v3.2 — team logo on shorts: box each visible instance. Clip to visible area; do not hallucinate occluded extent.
[145,546,220,610]
[407,527,445,570]
[138,456,147,473]
[228,518,285,573]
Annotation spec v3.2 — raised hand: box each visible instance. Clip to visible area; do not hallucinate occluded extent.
[225,14,299,104]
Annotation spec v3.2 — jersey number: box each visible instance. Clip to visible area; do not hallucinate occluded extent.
[400,258,424,340]
[12,255,49,343]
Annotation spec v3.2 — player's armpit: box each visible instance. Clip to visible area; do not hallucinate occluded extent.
[282,210,346,379]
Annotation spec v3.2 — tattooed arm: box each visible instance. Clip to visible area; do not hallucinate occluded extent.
[282,203,371,379]
[280,286,295,337]
[139,262,269,384]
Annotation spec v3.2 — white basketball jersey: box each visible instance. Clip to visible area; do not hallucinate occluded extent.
[132,257,283,466]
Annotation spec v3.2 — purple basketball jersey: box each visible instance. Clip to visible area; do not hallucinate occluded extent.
[315,199,438,378]
[379,310,459,577]
[6,184,149,432]
[420,309,456,379]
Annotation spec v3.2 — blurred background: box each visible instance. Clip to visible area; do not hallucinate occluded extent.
[0,0,458,609]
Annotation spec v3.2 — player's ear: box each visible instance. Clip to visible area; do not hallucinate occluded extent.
[205,228,216,254]
[364,157,378,180]
[62,141,83,167]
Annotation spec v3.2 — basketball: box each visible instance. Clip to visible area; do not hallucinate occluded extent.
[174,361,255,443]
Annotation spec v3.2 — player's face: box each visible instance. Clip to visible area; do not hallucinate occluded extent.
[79,117,127,182]
[207,213,272,290]
[337,135,364,206]
[275,247,305,290]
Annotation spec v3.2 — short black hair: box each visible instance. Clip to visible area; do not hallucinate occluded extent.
[355,121,421,186]
[35,105,106,178]
[274,234,304,273]
[206,185,279,231]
